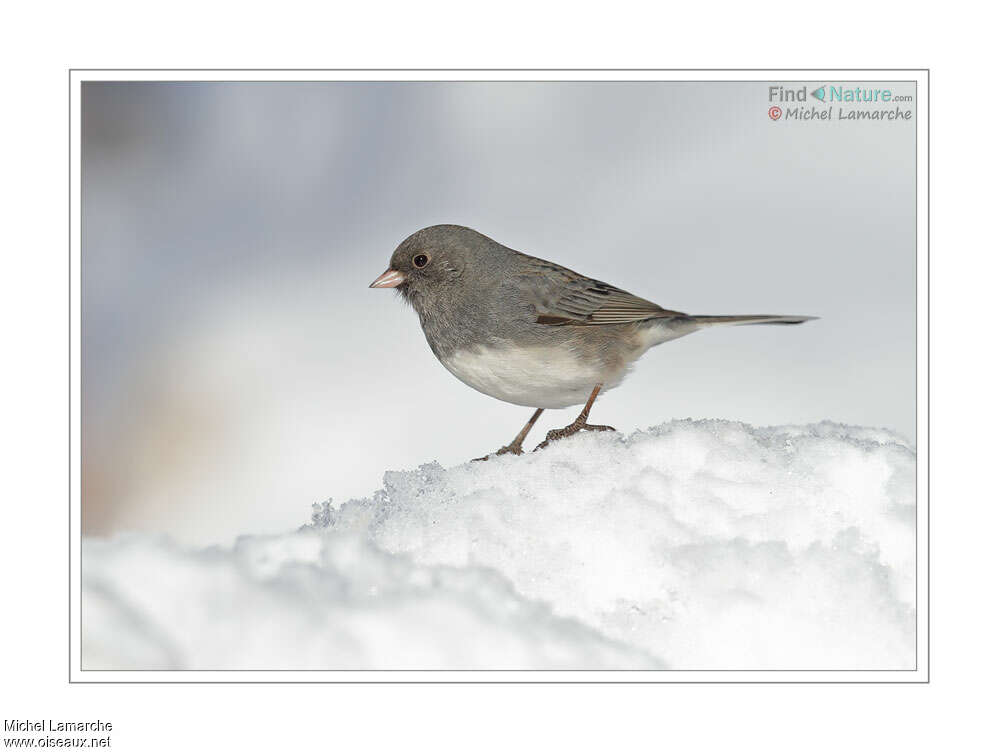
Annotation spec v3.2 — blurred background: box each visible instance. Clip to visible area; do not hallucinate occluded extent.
[82,81,916,545]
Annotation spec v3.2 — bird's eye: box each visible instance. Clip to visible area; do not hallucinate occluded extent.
[412,254,429,268]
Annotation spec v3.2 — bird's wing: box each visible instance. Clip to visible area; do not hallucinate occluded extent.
[516,256,688,326]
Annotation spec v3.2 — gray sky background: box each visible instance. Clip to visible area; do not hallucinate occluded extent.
[82,81,916,544]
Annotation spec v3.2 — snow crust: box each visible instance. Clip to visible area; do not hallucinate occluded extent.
[83,419,915,670]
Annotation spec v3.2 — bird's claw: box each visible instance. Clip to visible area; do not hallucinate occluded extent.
[472,443,525,462]
[533,421,616,452]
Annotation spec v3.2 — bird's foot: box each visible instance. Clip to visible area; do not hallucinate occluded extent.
[472,442,525,462]
[533,420,615,452]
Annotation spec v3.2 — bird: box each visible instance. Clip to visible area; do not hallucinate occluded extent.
[370,225,815,458]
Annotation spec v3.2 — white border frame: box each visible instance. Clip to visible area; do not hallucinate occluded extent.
[69,68,929,683]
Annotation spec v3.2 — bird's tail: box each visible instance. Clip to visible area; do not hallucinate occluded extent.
[690,314,817,327]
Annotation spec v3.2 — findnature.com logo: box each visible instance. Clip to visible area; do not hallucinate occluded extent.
[767,84,913,122]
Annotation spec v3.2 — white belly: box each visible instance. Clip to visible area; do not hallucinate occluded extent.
[441,343,628,409]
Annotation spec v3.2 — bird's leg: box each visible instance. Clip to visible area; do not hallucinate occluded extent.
[473,408,544,461]
[534,384,615,452]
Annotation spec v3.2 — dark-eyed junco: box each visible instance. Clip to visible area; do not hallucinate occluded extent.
[370,225,815,457]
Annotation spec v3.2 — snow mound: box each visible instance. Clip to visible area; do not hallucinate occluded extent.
[312,419,916,669]
[83,419,915,670]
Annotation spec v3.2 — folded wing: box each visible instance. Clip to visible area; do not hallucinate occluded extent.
[516,256,688,326]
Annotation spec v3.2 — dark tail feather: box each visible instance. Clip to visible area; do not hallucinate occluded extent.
[691,314,817,327]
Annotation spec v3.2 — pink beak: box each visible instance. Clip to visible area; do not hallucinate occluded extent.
[369,269,407,288]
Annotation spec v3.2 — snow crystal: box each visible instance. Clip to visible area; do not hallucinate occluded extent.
[83,419,915,670]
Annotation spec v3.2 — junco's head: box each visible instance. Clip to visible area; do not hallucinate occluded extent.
[369,225,505,304]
